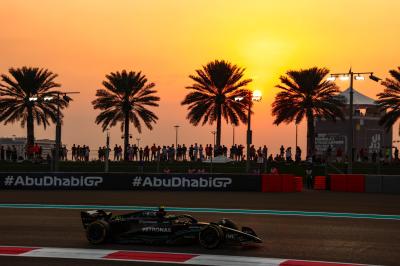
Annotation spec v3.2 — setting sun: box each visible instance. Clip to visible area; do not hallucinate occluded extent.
[1,2,400,265]
[0,0,399,154]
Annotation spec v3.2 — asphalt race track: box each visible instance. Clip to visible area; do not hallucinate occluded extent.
[0,191,399,266]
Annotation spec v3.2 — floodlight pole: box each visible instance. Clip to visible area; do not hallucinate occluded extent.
[235,91,261,173]
[174,125,179,148]
[330,70,379,174]
[232,126,235,146]
[54,91,79,172]
[348,71,354,174]
[54,92,61,171]
[105,129,110,173]
[246,92,252,173]
[211,131,216,173]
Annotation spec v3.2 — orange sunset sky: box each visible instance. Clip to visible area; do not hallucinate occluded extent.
[0,0,399,154]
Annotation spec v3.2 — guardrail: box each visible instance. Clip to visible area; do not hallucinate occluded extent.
[0,172,304,192]
[365,175,400,194]
[3,172,397,193]
[328,174,400,194]
[261,174,298,192]
[0,172,261,191]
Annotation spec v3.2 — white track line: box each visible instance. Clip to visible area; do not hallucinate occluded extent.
[185,254,285,266]
[0,245,375,266]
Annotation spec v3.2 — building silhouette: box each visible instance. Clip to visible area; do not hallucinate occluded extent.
[315,88,392,160]
[0,137,55,159]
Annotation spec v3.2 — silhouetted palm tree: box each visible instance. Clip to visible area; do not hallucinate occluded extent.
[376,67,400,130]
[0,66,70,152]
[92,70,159,160]
[272,67,345,157]
[182,60,252,146]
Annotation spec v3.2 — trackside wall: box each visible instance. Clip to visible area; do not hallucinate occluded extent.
[0,172,261,191]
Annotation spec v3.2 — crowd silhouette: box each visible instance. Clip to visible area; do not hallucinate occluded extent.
[2,142,399,165]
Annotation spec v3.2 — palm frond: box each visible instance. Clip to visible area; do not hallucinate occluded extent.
[0,66,66,134]
[92,70,159,133]
[376,67,400,130]
[272,67,343,125]
[182,60,252,130]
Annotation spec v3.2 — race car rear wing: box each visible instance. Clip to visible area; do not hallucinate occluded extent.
[80,210,112,229]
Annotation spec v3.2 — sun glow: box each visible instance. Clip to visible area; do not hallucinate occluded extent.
[252,89,262,100]
[234,34,295,102]
[0,0,399,154]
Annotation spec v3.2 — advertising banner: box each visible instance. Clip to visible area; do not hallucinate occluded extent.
[315,133,347,155]
[0,172,261,192]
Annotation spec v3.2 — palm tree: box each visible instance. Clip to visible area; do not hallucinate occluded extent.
[0,66,70,154]
[181,60,252,146]
[272,67,345,157]
[376,67,400,130]
[92,70,160,160]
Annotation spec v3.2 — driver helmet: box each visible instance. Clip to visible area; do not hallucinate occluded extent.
[157,206,166,217]
[219,218,238,229]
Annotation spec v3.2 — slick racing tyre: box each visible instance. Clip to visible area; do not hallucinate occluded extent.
[199,225,224,249]
[86,220,109,244]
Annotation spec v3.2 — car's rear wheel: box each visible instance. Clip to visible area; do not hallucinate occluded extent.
[86,220,109,244]
[199,225,224,249]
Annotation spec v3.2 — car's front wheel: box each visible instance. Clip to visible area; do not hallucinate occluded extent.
[199,225,224,249]
[86,220,109,244]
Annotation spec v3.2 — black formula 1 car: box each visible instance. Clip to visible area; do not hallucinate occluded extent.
[80,207,262,249]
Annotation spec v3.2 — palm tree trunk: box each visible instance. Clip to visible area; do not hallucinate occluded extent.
[124,113,130,161]
[216,104,222,147]
[26,106,34,158]
[306,109,315,159]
